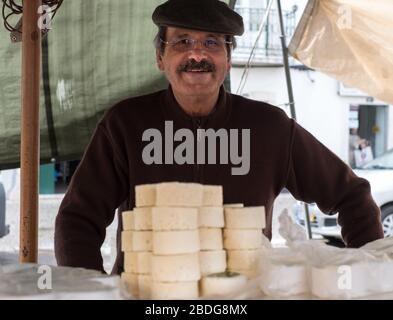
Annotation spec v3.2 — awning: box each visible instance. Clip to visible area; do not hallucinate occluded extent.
[289,0,393,104]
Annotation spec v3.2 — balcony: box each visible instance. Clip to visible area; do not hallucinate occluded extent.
[232,6,298,66]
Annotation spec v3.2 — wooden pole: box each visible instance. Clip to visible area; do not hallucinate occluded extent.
[20,0,42,263]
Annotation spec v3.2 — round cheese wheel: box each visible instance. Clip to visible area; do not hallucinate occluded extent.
[223,229,262,250]
[151,281,199,300]
[135,184,156,207]
[151,253,200,282]
[152,207,198,231]
[199,250,227,276]
[138,274,152,299]
[203,185,223,206]
[198,207,224,228]
[227,268,259,279]
[227,249,262,271]
[121,272,139,298]
[121,230,153,252]
[224,206,266,229]
[200,272,247,297]
[199,228,223,251]
[153,230,199,254]
[122,210,134,231]
[124,251,152,274]
[156,182,203,207]
[131,207,153,230]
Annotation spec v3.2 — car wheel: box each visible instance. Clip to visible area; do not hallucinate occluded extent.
[381,205,393,238]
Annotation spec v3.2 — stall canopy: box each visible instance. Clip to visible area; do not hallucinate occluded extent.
[289,0,393,105]
[0,0,234,170]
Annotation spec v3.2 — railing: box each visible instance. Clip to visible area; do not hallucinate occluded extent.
[232,6,298,65]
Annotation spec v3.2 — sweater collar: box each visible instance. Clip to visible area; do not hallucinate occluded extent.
[161,84,231,128]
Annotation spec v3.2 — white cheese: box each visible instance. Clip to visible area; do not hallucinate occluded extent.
[202,185,223,206]
[153,230,200,255]
[200,272,247,297]
[151,253,201,282]
[122,210,134,231]
[151,281,199,300]
[152,207,198,231]
[121,230,153,252]
[223,229,262,250]
[124,251,152,274]
[131,207,153,230]
[224,206,266,229]
[156,182,203,207]
[199,250,227,276]
[135,184,156,207]
[198,207,224,228]
[199,228,223,251]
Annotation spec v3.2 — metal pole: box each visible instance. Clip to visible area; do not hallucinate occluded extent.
[276,0,312,239]
[20,0,42,263]
[277,0,296,120]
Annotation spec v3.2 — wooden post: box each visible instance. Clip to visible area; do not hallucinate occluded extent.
[20,0,42,263]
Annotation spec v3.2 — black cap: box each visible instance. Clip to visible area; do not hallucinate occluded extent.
[152,0,244,36]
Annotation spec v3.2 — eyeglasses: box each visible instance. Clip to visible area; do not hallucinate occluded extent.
[160,37,232,53]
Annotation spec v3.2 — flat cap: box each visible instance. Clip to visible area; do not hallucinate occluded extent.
[152,0,244,36]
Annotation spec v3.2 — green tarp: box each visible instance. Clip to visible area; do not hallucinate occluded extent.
[0,0,233,170]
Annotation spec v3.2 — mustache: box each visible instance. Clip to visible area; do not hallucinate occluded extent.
[177,59,216,73]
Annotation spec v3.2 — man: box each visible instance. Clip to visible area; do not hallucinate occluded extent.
[55,0,383,274]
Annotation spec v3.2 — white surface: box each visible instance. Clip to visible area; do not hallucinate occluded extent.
[0,264,121,300]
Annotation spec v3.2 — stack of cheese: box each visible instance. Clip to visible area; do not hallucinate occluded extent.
[198,186,227,278]
[121,207,153,299]
[224,206,266,279]
[120,182,266,299]
[150,183,202,299]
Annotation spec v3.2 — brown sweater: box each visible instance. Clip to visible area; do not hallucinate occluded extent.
[54,85,384,274]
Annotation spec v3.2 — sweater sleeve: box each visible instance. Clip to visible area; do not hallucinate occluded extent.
[55,123,129,272]
[285,119,383,247]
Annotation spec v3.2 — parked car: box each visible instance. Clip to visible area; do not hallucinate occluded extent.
[292,148,393,240]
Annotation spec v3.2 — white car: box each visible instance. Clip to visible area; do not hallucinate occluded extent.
[292,148,393,240]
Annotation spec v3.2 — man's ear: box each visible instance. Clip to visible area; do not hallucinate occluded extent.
[156,50,164,71]
[227,60,232,73]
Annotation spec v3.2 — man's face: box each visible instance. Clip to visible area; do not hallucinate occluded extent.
[156,27,232,98]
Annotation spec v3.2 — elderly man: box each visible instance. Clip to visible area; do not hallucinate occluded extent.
[55,0,383,274]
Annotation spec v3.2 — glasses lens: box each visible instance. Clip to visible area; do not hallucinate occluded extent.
[173,38,193,51]
[169,37,226,52]
[204,38,222,51]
